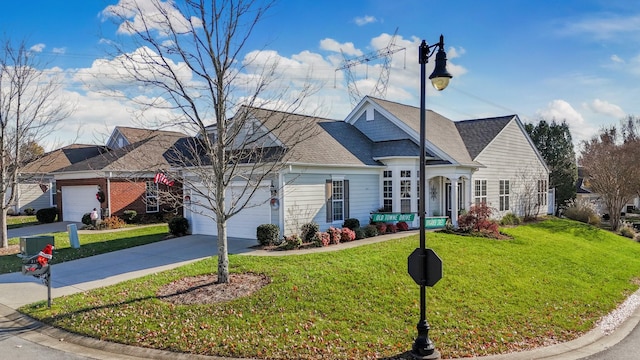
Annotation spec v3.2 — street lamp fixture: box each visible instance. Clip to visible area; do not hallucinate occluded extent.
[412,34,452,360]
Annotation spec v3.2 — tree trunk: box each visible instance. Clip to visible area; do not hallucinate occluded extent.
[217,220,229,284]
[0,208,7,248]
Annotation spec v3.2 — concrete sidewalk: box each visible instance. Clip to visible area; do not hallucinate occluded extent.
[1,227,639,359]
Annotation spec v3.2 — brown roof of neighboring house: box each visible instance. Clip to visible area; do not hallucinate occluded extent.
[111,126,188,147]
[20,144,107,174]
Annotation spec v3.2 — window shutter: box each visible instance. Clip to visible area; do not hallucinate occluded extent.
[326,180,332,223]
[344,180,350,219]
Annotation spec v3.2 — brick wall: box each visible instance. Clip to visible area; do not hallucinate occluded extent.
[109,179,147,216]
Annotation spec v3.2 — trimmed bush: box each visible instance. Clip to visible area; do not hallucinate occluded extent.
[257,224,280,246]
[376,223,387,234]
[36,207,58,223]
[387,223,398,233]
[24,208,35,215]
[364,224,378,238]
[342,218,360,230]
[327,226,341,245]
[168,216,189,236]
[458,203,500,238]
[397,221,409,231]
[82,213,92,225]
[564,199,600,226]
[300,222,319,243]
[500,212,521,226]
[620,222,636,239]
[341,227,356,242]
[283,234,302,250]
[354,227,366,240]
[122,210,138,224]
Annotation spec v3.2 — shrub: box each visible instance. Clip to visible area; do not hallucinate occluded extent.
[564,199,599,225]
[300,222,320,243]
[81,213,92,225]
[376,223,387,234]
[168,216,189,236]
[387,223,398,233]
[397,221,409,231]
[500,212,521,226]
[327,226,341,245]
[341,227,356,242]
[342,218,360,230]
[98,216,126,230]
[256,224,280,246]
[283,234,302,250]
[121,210,138,224]
[364,224,378,238]
[458,203,500,238]
[314,231,330,247]
[36,207,58,223]
[354,227,366,240]
[23,208,35,216]
[620,222,636,239]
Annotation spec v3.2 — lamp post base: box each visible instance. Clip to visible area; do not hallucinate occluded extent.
[411,319,440,359]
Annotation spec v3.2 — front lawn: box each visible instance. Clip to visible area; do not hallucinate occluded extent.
[0,224,169,274]
[6,215,39,229]
[20,218,640,359]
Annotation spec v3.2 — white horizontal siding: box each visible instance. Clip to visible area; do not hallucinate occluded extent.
[473,120,549,218]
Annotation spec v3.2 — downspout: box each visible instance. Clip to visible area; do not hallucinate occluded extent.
[106,172,112,217]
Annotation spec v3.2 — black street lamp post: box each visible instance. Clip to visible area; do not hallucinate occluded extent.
[411,34,452,360]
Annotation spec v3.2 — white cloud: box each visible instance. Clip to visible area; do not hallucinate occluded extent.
[584,98,625,119]
[319,38,362,56]
[53,47,66,54]
[102,0,201,36]
[536,99,595,145]
[559,14,640,40]
[30,43,45,52]
[611,54,624,63]
[354,15,377,26]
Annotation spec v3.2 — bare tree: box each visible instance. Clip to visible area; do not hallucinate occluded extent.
[513,166,547,220]
[102,0,319,283]
[579,121,640,231]
[0,40,73,248]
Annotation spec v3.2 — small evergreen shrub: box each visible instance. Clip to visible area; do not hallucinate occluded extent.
[376,223,387,234]
[364,224,378,238]
[283,234,302,250]
[341,227,356,242]
[36,207,58,223]
[314,231,330,247]
[387,223,398,233]
[500,212,521,226]
[257,224,280,246]
[327,226,341,245]
[300,222,320,243]
[168,216,189,236]
[354,227,366,240]
[121,210,138,224]
[24,208,35,215]
[82,213,92,225]
[99,216,126,230]
[397,221,409,231]
[342,218,360,230]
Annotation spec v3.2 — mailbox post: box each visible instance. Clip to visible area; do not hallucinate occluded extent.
[19,236,54,307]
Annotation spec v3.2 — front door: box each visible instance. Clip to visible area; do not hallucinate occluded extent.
[445,182,464,219]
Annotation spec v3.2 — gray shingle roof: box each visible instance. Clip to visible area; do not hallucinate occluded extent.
[20,144,107,174]
[367,97,479,166]
[455,116,514,159]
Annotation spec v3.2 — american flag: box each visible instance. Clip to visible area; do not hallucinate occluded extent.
[154,172,175,186]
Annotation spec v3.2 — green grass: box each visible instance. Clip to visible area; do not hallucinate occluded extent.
[0,225,169,274]
[19,218,640,359]
[6,215,38,229]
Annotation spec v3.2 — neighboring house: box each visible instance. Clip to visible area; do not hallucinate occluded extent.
[575,167,638,215]
[184,96,549,238]
[11,144,107,214]
[52,127,187,222]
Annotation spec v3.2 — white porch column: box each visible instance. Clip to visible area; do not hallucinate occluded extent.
[466,178,472,211]
[450,177,459,227]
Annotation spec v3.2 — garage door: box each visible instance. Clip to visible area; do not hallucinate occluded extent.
[189,185,271,239]
[62,185,101,222]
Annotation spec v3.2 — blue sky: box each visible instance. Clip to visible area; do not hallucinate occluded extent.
[1,0,638,150]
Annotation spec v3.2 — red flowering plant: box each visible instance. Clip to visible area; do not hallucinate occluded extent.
[387,223,398,233]
[327,227,341,245]
[341,227,356,242]
[397,221,409,231]
[376,223,387,234]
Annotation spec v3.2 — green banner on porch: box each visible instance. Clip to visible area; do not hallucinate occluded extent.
[425,217,448,229]
[371,213,415,222]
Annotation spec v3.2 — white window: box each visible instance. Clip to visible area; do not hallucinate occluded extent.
[474,179,487,205]
[400,170,412,213]
[499,179,510,211]
[332,180,344,221]
[537,179,548,206]
[383,170,392,212]
[146,181,159,213]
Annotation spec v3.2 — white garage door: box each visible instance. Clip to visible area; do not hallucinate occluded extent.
[62,185,101,222]
[189,185,271,239]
